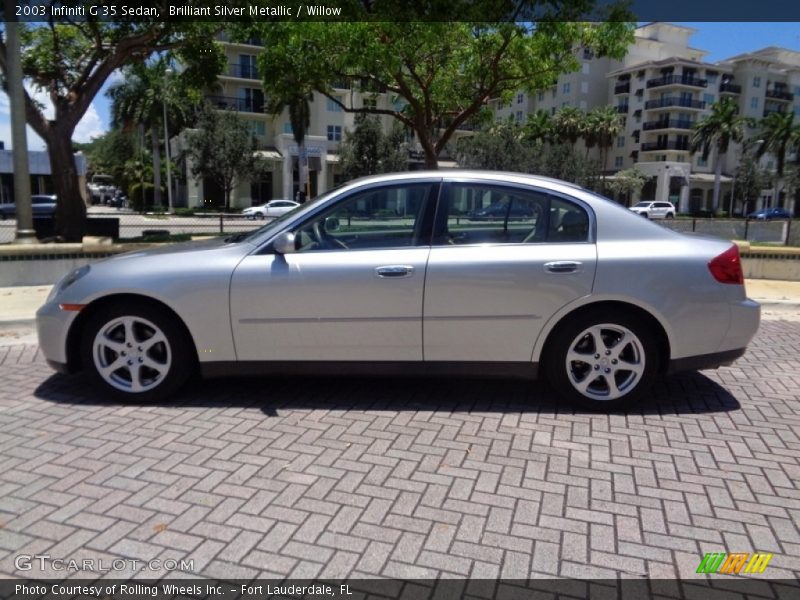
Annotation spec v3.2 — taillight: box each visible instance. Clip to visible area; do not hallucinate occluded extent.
[708,245,744,285]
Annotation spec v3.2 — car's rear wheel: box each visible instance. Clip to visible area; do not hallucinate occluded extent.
[546,311,660,411]
[80,303,193,402]
[665,213,674,219]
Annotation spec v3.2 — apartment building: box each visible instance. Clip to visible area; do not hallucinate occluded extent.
[494,23,800,215]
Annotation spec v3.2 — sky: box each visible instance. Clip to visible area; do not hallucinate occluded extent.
[2,22,800,152]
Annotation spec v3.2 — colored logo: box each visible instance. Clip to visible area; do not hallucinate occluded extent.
[696,552,773,575]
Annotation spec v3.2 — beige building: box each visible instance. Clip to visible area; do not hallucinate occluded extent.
[493,23,800,216]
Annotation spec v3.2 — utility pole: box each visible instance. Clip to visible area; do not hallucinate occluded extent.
[4,6,37,243]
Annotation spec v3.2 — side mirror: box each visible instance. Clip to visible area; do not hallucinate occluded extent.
[324,217,340,232]
[272,231,296,254]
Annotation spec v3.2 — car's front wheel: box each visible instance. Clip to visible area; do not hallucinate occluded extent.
[80,303,194,402]
[546,311,660,411]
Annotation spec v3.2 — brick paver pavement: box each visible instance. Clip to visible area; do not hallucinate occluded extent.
[0,320,799,581]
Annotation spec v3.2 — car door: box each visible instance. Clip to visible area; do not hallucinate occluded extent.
[423,181,597,362]
[229,181,438,362]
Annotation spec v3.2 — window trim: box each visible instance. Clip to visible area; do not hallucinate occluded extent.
[258,181,442,255]
[431,180,595,247]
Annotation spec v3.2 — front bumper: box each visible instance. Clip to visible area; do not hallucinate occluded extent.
[36,301,78,369]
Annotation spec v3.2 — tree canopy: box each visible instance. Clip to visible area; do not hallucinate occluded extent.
[251,7,633,168]
[339,114,408,180]
[0,12,224,239]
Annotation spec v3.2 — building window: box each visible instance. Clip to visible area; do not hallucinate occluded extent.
[751,97,759,109]
[753,77,761,88]
[552,88,557,98]
[517,93,524,104]
[614,156,623,168]
[283,122,293,134]
[706,72,718,84]
[697,156,707,167]
[327,125,342,141]
[794,105,800,117]
[616,136,625,148]
[582,62,590,75]
[563,82,571,94]
[583,48,593,60]
[562,101,569,108]
[248,120,266,136]
[794,86,800,97]
[326,97,343,112]
[551,107,556,115]
[703,93,715,105]
[515,111,523,122]
[580,81,588,94]
[537,91,544,102]
[363,97,377,109]
[621,117,627,127]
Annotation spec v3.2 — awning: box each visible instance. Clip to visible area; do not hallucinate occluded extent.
[326,153,340,163]
[254,150,282,160]
[690,173,733,184]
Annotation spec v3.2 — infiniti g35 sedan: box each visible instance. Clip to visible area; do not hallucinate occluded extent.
[36,172,760,410]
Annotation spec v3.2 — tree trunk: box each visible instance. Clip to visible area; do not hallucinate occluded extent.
[225,186,231,211]
[151,124,162,208]
[712,150,723,213]
[45,128,86,242]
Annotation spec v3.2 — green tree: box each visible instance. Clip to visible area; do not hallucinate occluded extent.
[252,10,633,169]
[585,105,623,191]
[756,111,800,208]
[690,97,753,212]
[455,118,542,173]
[732,148,769,216]
[524,110,553,145]
[0,14,224,240]
[339,113,408,180]
[108,59,211,208]
[185,104,269,211]
[551,106,586,145]
[608,167,649,206]
[542,143,599,188]
[74,129,137,192]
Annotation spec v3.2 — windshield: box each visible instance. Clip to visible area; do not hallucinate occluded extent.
[633,202,651,208]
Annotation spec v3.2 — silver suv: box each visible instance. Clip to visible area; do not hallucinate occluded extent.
[630,201,676,219]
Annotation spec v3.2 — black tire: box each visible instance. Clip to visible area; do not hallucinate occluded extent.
[666,213,675,219]
[80,302,194,402]
[545,310,660,411]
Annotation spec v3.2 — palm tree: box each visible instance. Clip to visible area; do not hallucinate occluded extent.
[108,61,196,208]
[524,110,553,145]
[756,111,800,208]
[551,106,586,145]
[585,106,623,191]
[269,91,313,201]
[690,97,753,213]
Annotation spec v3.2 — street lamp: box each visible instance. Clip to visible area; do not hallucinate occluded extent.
[163,67,174,213]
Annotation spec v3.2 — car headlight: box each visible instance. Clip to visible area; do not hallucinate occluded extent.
[47,265,91,302]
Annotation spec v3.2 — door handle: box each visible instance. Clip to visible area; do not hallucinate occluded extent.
[545,261,581,274]
[375,265,415,278]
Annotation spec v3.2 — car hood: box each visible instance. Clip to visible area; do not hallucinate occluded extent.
[104,236,252,262]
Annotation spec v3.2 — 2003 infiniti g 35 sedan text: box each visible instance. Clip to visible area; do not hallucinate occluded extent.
[37,172,760,410]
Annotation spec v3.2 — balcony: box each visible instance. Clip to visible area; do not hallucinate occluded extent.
[616,104,629,113]
[642,119,695,131]
[646,74,708,89]
[614,82,630,95]
[640,140,690,152]
[645,97,706,110]
[226,64,259,80]
[719,82,742,94]
[763,107,786,117]
[766,89,794,102]
[207,95,264,113]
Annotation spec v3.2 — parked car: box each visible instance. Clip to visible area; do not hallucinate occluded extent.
[467,201,535,220]
[0,195,57,220]
[629,201,676,219]
[242,199,299,219]
[37,171,759,411]
[747,207,792,220]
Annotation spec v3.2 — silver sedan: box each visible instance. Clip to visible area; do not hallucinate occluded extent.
[36,172,760,410]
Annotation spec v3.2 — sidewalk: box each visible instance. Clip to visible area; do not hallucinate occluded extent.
[0,280,797,324]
